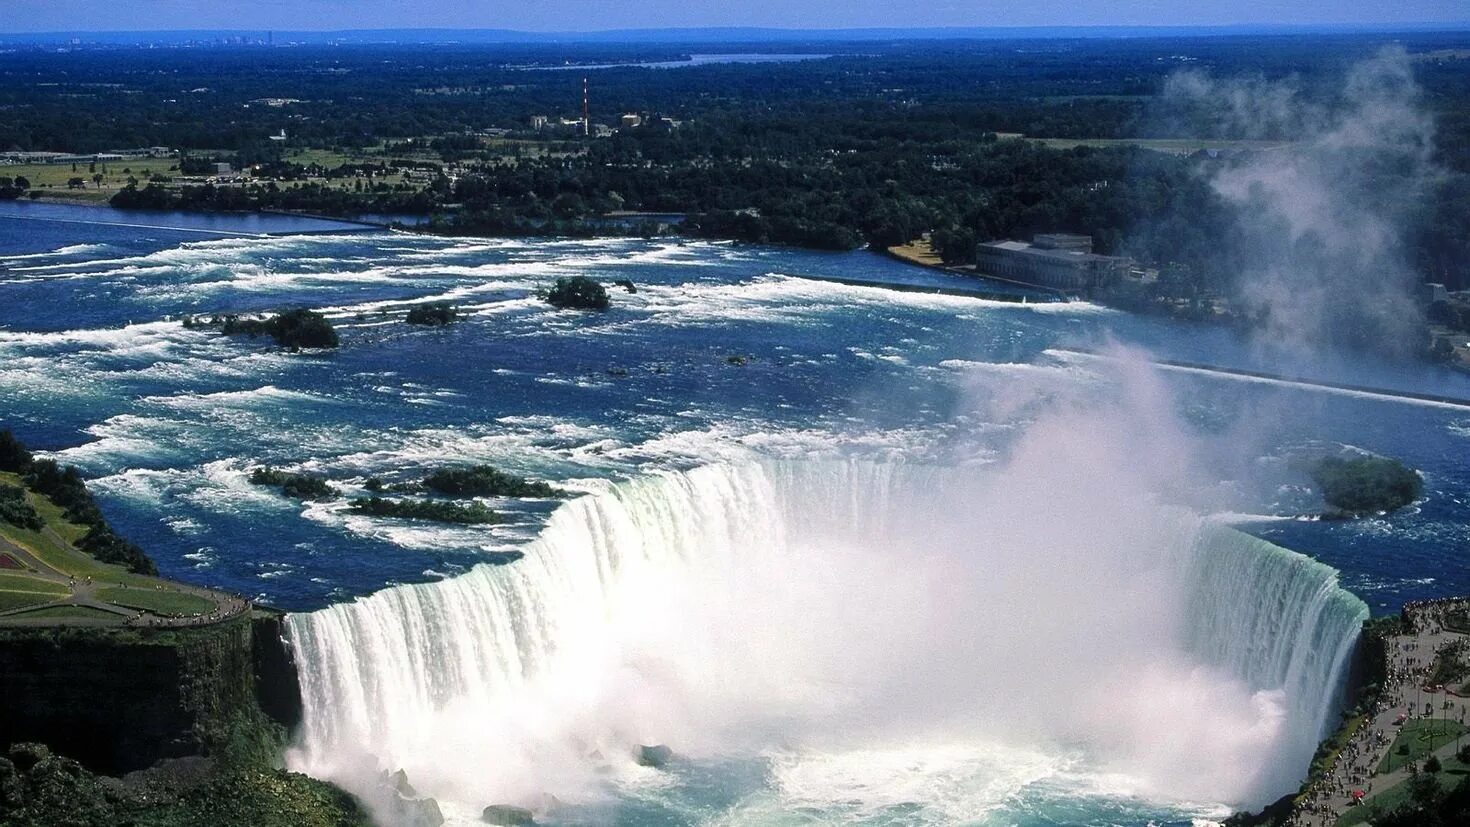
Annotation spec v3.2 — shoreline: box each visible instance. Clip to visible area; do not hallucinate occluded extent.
[883,241,1075,298]
[1055,348,1470,410]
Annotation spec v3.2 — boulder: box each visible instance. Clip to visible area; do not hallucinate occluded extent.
[389,768,418,798]
[389,794,444,827]
[636,744,674,768]
[482,803,536,825]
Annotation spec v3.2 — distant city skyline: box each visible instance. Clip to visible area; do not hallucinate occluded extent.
[3,0,1468,34]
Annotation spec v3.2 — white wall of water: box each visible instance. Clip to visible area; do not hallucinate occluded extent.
[285,459,1367,824]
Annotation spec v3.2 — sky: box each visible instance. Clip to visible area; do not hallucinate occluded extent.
[2,0,1467,34]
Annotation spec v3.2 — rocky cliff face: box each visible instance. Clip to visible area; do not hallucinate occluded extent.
[0,613,302,775]
[252,612,304,732]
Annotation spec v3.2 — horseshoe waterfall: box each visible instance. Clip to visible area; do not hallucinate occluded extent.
[283,461,1367,826]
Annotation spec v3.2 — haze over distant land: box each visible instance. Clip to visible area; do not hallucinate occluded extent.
[1,0,1467,34]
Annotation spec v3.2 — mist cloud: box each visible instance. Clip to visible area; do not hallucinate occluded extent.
[1164,47,1440,358]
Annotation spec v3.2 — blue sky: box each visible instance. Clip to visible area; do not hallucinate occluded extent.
[3,0,1466,32]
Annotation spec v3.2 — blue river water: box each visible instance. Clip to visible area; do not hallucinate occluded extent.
[3,201,1470,825]
[1,202,1468,616]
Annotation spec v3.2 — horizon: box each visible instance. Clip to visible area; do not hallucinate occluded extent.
[3,0,1468,37]
[4,21,1470,44]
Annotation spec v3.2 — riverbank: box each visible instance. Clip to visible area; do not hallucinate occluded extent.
[1285,598,1470,827]
[885,239,1075,299]
[0,468,247,628]
[0,198,384,238]
[0,435,371,824]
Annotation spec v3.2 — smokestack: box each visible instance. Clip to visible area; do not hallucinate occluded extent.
[583,77,589,137]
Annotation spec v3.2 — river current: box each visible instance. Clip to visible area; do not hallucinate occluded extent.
[3,201,1468,824]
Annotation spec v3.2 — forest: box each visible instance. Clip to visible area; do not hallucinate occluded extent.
[4,33,1470,294]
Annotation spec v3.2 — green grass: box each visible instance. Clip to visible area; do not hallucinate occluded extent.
[1003,136,1294,154]
[1378,718,1469,773]
[0,591,61,612]
[96,586,215,617]
[0,472,233,627]
[0,573,67,595]
[1339,763,1470,826]
[0,471,155,586]
[284,148,363,168]
[12,605,118,621]
[2,158,182,193]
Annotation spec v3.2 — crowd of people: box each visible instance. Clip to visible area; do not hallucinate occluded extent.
[1287,598,1470,827]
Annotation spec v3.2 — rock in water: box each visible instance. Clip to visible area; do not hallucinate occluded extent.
[637,744,674,768]
[390,795,444,827]
[482,804,536,825]
[389,768,418,798]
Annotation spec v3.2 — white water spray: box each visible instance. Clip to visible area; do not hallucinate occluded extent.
[286,459,1365,824]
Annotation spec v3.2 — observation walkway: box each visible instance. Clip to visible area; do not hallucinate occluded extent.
[1289,598,1470,826]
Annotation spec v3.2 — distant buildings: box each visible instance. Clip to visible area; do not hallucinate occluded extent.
[975,234,1132,292]
[0,147,175,165]
[525,111,681,137]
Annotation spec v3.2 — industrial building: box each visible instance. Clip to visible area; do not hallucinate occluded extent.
[975,234,1132,292]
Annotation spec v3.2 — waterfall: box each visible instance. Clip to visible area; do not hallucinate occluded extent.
[1181,527,1369,754]
[285,460,1367,823]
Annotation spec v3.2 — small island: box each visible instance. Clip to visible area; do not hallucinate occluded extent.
[545,276,610,311]
[185,309,340,349]
[348,496,502,525]
[1309,455,1423,518]
[405,302,458,327]
[249,468,336,500]
[422,465,562,499]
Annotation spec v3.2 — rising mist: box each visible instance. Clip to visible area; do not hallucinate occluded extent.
[1162,47,1441,358]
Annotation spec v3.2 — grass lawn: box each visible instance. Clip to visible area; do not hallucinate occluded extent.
[0,472,167,588]
[13,605,120,621]
[1378,718,1469,774]
[0,591,62,612]
[1003,136,1293,155]
[0,573,67,595]
[1339,764,1470,826]
[284,148,365,168]
[96,586,214,617]
[4,157,182,195]
[0,472,231,627]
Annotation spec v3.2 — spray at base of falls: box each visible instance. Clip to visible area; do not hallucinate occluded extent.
[285,461,1367,824]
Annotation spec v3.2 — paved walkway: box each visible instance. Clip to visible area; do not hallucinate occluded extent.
[1288,598,1470,826]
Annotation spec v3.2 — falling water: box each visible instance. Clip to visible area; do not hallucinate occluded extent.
[285,461,1367,824]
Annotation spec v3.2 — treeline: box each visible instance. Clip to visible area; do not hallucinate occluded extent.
[0,430,156,575]
[14,34,1460,289]
[111,180,439,216]
[5,34,1467,153]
